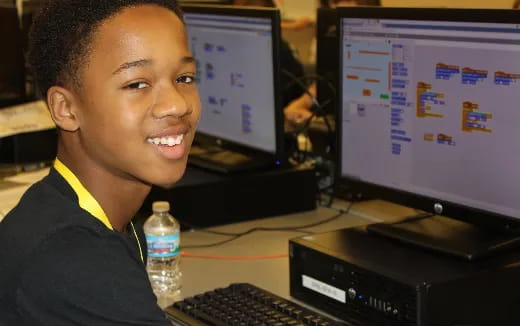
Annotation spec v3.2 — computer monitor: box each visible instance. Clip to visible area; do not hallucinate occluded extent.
[182,5,284,172]
[0,3,26,108]
[337,7,520,260]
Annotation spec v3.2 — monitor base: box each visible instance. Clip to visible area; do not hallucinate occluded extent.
[366,215,520,261]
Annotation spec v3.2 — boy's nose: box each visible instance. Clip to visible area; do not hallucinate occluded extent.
[152,84,191,119]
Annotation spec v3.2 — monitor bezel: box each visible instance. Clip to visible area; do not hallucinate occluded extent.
[181,4,285,163]
[316,8,339,116]
[335,7,520,233]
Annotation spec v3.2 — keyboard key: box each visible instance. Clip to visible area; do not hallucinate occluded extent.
[290,309,303,319]
[303,315,315,324]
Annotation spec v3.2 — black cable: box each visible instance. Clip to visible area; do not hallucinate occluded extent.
[291,211,344,231]
[282,69,332,122]
[293,110,317,136]
[285,73,337,99]
[281,70,336,121]
[182,222,312,237]
[281,69,335,156]
[184,206,433,249]
[282,69,321,113]
[182,222,241,236]
[295,108,333,137]
[281,69,335,145]
[292,201,354,231]
[182,202,355,249]
[295,74,337,134]
[282,69,338,205]
[182,227,311,249]
[318,186,336,208]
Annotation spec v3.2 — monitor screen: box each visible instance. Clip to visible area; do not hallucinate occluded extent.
[338,7,520,228]
[183,6,281,154]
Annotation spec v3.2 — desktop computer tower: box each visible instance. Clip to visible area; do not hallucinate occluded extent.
[141,165,317,228]
[289,226,520,326]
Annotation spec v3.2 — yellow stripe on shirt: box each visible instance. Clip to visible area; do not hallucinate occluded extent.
[53,158,144,263]
[53,158,113,230]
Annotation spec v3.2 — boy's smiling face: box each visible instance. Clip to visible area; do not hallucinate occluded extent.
[71,5,200,186]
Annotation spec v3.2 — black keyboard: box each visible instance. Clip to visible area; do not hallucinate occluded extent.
[164,283,344,326]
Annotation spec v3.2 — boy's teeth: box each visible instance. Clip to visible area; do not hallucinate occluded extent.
[147,134,184,147]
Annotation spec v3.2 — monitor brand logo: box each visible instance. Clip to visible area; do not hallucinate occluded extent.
[434,203,443,215]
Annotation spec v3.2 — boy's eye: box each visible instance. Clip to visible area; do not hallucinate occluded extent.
[177,75,195,84]
[125,81,149,89]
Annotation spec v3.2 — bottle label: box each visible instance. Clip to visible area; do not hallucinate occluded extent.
[145,233,180,258]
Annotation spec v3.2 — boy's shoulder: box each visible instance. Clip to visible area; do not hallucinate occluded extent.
[0,172,162,325]
[1,169,100,237]
[0,169,112,271]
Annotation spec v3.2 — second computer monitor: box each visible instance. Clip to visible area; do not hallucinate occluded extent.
[182,5,283,158]
[336,7,520,258]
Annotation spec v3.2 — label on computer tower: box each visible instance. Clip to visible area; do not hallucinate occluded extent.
[302,275,346,303]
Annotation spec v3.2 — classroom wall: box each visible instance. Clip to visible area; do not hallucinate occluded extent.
[381,0,514,8]
[277,0,319,20]
[278,0,516,17]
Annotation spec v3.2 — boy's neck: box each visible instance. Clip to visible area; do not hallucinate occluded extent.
[57,150,151,233]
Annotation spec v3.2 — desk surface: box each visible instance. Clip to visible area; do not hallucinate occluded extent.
[0,168,417,311]
[177,199,415,305]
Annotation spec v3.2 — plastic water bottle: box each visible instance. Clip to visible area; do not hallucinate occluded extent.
[144,201,182,304]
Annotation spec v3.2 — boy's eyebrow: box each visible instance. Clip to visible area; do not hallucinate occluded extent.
[112,59,152,75]
[112,57,195,75]
[180,56,196,65]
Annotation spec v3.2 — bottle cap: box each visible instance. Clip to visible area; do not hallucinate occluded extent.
[152,201,170,213]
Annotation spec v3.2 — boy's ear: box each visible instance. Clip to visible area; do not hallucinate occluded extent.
[47,86,80,132]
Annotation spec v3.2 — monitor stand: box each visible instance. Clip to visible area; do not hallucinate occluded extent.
[188,142,277,174]
[189,144,256,174]
[366,215,520,261]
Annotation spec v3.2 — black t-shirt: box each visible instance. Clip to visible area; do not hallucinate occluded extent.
[0,168,171,326]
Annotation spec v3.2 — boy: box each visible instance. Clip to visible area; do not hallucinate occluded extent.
[0,0,200,324]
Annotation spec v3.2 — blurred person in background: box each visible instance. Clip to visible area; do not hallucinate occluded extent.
[231,0,306,109]
[283,0,380,129]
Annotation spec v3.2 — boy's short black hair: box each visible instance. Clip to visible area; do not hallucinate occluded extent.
[28,0,183,98]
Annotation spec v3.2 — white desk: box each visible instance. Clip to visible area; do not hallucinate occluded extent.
[175,199,415,306]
